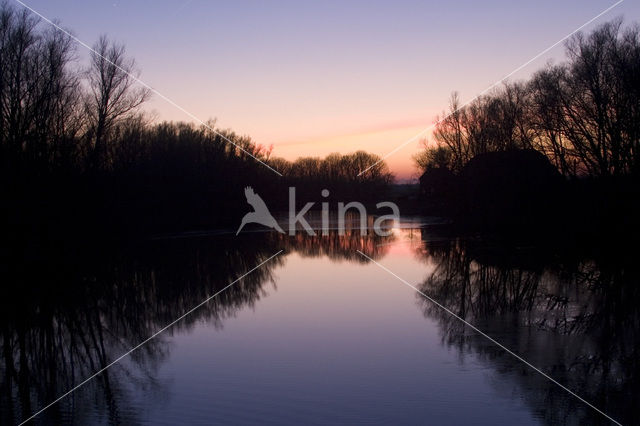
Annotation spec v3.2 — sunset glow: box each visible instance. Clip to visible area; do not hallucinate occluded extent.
[16,0,639,179]
[4,1,640,424]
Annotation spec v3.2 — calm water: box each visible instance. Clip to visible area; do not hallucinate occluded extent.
[1,220,638,425]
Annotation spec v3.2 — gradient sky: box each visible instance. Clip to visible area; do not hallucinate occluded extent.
[18,0,640,180]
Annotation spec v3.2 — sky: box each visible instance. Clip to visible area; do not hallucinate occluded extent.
[16,0,640,180]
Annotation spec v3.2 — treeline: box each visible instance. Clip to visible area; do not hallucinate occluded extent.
[415,18,640,178]
[0,3,391,242]
[268,152,393,205]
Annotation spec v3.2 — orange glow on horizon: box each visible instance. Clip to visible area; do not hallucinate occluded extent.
[268,121,433,181]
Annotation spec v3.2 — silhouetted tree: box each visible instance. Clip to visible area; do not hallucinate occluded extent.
[0,4,79,162]
[418,19,640,178]
[85,35,149,168]
[413,142,453,172]
[531,19,640,176]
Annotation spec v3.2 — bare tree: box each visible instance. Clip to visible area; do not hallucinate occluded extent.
[430,85,534,173]
[0,6,40,150]
[432,92,468,172]
[531,19,640,177]
[85,35,149,168]
[413,143,453,172]
[0,4,79,163]
[421,20,640,178]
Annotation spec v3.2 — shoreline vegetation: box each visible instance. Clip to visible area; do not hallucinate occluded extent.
[3,229,638,424]
[0,4,638,424]
[413,18,640,242]
[0,1,638,248]
[0,3,392,247]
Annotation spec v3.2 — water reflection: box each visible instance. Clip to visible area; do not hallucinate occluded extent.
[0,236,285,425]
[0,229,391,425]
[1,226,638,424]
[276,230,391,262]
[414,229,640,425]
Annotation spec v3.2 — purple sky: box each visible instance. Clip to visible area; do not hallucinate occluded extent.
[16,0,640,179]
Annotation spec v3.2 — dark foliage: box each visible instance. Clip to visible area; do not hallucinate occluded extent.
[0,3,392,245]
[415,19,640,235]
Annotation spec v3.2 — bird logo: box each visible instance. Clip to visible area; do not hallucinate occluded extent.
[236,186,285,235]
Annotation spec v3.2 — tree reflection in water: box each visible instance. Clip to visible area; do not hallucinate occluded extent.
[7,225,637,425]
[0,229,391,425]
[414,229,640,425]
